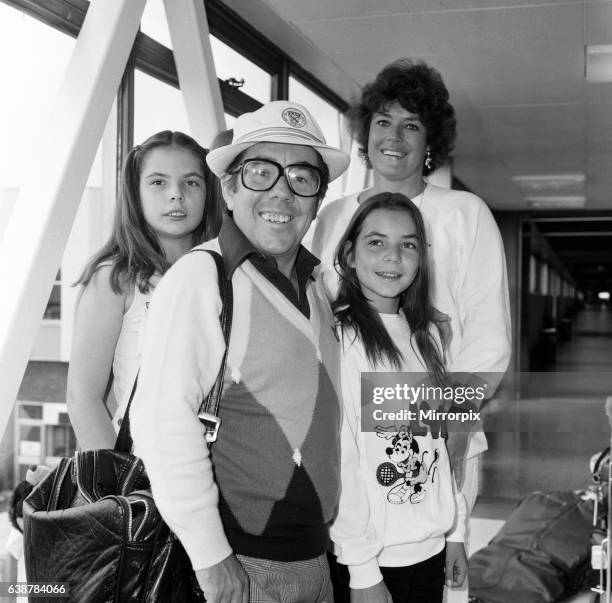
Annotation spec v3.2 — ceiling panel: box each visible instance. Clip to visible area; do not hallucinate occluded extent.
[586,152,612,208]
[585,1,612,45]
[261,0,410,21]
[587,100,612,123]
[587,83,612,103]
[502,152,586,175]
[290,4,584,92]
[453,157,523,208]
[264,0,581,22]
[479,105,586,143]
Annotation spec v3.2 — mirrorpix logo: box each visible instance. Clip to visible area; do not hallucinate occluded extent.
[282,108,307,128]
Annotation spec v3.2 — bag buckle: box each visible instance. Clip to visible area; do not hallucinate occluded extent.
[198,412,221,443]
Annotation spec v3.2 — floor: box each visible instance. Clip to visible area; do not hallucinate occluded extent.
[468,305,612,601]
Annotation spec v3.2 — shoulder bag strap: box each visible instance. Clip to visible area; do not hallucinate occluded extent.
[194,250,233,445]
[115,249,233,452]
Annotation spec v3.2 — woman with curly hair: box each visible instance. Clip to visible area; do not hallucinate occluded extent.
[312,59,511,602]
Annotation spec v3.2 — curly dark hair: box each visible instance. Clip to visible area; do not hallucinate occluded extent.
[347,59,456,176]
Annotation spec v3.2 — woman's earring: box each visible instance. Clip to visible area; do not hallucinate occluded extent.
[425,150,432,171]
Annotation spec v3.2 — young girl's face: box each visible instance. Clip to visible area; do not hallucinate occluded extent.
[139,145,206,245]
[348,208,420,314]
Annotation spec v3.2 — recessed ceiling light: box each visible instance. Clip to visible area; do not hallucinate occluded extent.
[513,174,585,191]
[586,45,612,83]
[525,196,586,209]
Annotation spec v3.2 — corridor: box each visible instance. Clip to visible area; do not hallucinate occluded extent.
[468,304,612,597]
[480,304,612,505]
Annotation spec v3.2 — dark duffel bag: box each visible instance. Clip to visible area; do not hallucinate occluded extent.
[469,490,594,603]
[23,450,204,602]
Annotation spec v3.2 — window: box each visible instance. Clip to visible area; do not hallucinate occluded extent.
[540,262,549,295]
[0,4,73,237]
[289,77,341,149]
[529,255,537,294]
[43,270,62,320]
[14,401,77,482]
[19,404,43,420]
[210,36,272,105]
[45,424,76,458]
[134,69,191,143]
[140,0,172,49]
[289,76,345,203]
[19,425,41,457]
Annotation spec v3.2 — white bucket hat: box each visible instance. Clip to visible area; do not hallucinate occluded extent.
[206,101,350,182]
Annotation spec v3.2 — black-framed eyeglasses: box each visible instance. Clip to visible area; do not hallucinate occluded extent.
[231,158,322,197]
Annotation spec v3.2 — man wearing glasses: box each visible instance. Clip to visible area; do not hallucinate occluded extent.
[131,101,350,603]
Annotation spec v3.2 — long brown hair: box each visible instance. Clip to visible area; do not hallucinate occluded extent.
[76,130,221,293]
[334,192,448,385]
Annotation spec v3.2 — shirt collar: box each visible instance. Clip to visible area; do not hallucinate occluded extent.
[218,213,320,280]
[218,213,256,277]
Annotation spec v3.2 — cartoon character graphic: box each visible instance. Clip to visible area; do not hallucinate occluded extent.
[375,425,438,505]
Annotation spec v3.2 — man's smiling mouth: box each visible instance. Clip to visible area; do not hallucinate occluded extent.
[260,212,293,224]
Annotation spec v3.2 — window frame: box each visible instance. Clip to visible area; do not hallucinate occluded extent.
[5,0,348,115]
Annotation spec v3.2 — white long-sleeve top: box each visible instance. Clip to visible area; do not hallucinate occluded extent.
[312,184,512,457]
[331,313,466,589]
[130,244,231,570]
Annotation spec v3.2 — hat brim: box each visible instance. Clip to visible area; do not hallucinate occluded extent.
[207,137,350,182]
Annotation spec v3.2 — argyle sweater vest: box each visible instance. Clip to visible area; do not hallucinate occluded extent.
[211,261,341,561]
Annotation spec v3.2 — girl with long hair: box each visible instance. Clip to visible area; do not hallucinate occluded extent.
[330,191,467,603]
[67,130,220,450]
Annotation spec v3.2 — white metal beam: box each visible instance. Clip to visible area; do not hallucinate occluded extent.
[164,0,226,146]
[0,0,147,437]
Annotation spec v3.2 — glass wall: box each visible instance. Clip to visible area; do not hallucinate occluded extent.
[0,5,73,230]
[289,75,344,204]
[134,70,191,143]
[211,36,272,105]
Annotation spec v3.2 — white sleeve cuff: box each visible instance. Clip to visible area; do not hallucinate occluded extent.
[182,515,233,570]
[348,558,384,589]
[446,487,468,542]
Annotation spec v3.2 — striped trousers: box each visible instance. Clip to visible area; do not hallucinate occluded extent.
[236,552,333,603]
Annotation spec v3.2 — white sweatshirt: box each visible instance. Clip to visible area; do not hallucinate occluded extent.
[331,313,466,589]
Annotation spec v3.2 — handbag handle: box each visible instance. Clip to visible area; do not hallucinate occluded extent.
[115,250,233,453]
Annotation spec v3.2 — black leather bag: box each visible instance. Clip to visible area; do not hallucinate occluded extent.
[23,250,232,602]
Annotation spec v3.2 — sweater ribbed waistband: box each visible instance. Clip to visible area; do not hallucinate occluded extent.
[226,525,329,562]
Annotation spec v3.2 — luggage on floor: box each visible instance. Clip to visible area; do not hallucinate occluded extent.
[469,490,594,603]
